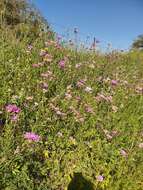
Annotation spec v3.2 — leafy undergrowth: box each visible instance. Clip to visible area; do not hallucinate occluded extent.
[0,31,143,190]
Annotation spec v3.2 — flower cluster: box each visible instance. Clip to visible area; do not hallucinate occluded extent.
[24,132,40,142]
[6,104,21,122]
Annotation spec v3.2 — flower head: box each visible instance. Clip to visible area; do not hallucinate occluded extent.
[26,45,33,53]
[96,175,104,182]
[111,80,118,86]
[120,149,128,157]
[6,104,21,113]
[11,114,18,122]
[77,80,85,88]
[85,105,93,113]
[59,60,65,69]
[24,132,40,142]
[85,86,92,93]
[40,82,48,90]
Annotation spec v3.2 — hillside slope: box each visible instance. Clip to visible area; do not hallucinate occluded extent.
[1,27,143,189]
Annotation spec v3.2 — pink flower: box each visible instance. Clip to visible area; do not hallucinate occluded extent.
[85,105,93,113]
[59,60,65,69]
[6,104,21,113]
[75,96,81,101]
[111,130,118,137]
[76,80,85,88]
[26,45,33,53]
[11,114,18,122]
[120,149,128,157]
[40,82,48,90]
[111,80,118,86]
[24,132,40,142]
[96,175,104,182]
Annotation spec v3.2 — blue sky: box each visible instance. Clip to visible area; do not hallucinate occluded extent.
[33,0,143,50]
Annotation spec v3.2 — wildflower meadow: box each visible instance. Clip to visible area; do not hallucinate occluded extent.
[1,0,143,189]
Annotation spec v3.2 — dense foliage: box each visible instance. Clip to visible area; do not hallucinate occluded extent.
[1,1,143,190]
[0,0,53,42]
[132,35,143,50]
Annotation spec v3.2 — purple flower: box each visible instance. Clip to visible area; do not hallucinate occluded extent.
[96,175,104,182]
[76,80,85,88]
[111,80,118,86]
[59,60,65,69]
[40,82,48,90]
[27,45,33,51]
[85,105,93,113]
[57,35,62,42]
[6,104,21,113]
[24,132,40,142]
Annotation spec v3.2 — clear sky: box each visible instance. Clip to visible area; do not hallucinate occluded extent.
[33,0,143,50]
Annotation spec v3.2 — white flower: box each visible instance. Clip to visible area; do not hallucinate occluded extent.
[85,86,92,93]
